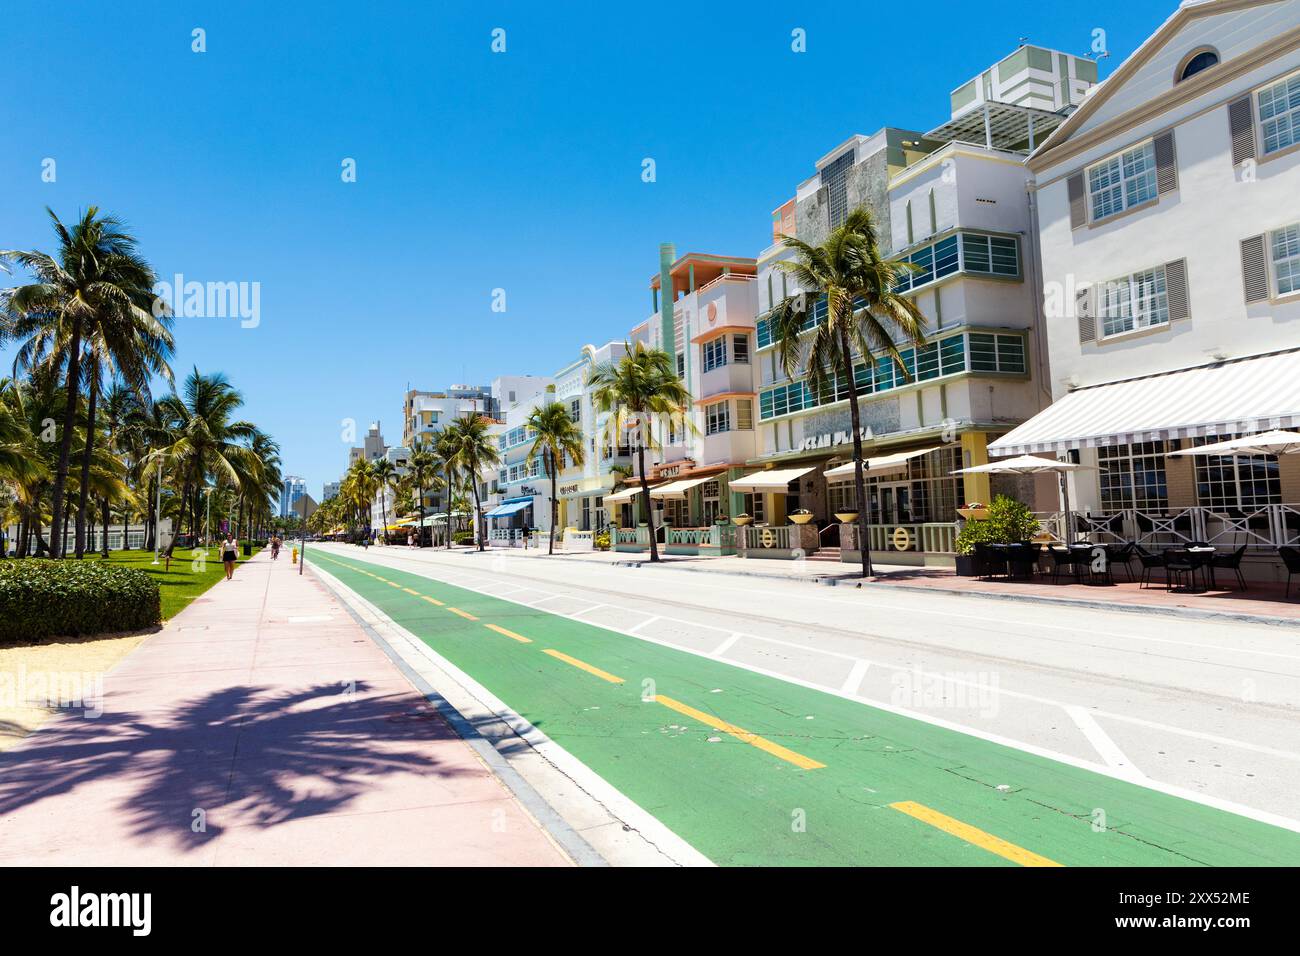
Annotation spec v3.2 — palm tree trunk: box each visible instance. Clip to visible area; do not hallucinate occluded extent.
[75,372,100,558]
[101,496,110,557]
[838,326,873,578]
[472,478,485,551]
[48,315,84,558]
[548,449,557,556]
[445,468,454,549]
[637,442,660,563]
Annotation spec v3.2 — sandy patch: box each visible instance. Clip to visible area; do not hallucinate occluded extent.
[0,631,151,751]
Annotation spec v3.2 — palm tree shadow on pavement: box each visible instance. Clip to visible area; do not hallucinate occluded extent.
[0,682,468,851]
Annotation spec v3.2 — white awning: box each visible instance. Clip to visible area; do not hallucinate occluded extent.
[988,349,1300,456]
[603,483,661,504]
[728,467,814,492]
[824,445,945,480]
[648,476,712,499]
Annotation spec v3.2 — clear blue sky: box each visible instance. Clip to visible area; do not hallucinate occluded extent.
[1,0,1176,498]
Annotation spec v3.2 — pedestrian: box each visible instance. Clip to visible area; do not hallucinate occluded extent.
[221,532,239,581]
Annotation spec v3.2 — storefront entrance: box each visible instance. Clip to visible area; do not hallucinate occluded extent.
[878,480,914,526]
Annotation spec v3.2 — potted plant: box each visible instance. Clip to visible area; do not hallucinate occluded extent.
[834,511,859,523]
[733,513,754,527]
[789,509,815,525]
[715,514,730,524]
[953,495,1040,575]
[956,501,990,521]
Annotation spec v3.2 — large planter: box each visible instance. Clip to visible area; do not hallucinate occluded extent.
[834,512,859,523]
[733,516,754,527]
[954,554,979,577]
[789,514,815,525]
[957,507,990,521]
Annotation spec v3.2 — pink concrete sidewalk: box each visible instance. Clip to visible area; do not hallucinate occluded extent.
[0,550,571,866]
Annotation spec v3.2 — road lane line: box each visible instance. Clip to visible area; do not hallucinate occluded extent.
[712,633,743,657]
[654,694,825,771]
[447,607,479,620]
[543,648,624,684]
[889,801,1063,867]
[1066,706,1144,779]
[420,595,445,606]
[485,623,533,644]
[627,616,661,634]
[401,587,420,595]
[841,660,871,695]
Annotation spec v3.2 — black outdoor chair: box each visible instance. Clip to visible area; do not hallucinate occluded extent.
[974,542,1007,580]
[1105,542,1136,582]
[1047,546,1085,583]
[1280,547,1300,599]
[1162,549,1196,591]
[1212,544,1248,591]
[1006,542,1039,580]
[1135,544,1165,589]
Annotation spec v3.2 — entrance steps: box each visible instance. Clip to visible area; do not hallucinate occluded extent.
[807,547,842,563]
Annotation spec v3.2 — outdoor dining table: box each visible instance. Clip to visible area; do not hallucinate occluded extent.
[1167,545,1217,592]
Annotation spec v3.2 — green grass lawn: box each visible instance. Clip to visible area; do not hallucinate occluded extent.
[89,546,262,620]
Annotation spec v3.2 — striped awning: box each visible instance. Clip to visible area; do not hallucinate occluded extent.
[604,483,662,504]
[824,445,945,481]
[728,467,814,492]
[988,349,1300,456]
[648,476,712,499]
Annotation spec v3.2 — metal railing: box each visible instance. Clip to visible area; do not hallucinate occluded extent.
[867,522,958,554]
[737,525,793,551]
[1032,504,1300,551]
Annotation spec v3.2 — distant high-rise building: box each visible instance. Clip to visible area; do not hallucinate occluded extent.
[280,475,307,518]
[322,481,341,501]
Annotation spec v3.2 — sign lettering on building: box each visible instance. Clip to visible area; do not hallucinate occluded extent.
[800,426,873,452]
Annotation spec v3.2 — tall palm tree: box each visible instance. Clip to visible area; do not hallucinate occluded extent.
[372,458,398,543]
[405,446,441,547]
[1,207,167,557]
[770,207,927,578]
[341,457,379,542]
[433,431,460,549]
[155,368,258,554]
[588,342,691,563]
[444,413,500,552]
[525,402,585,555]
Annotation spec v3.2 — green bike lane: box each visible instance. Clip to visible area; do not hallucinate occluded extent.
[311,549,1300,867]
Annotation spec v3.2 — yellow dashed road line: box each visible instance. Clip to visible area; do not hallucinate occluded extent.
[447,607,478,621]
[654,695,826,771]
[420,595,445,606]
[485,623,532,643]
[543,648,624,684]
[401,587,420,595]
[889,801,1062,867]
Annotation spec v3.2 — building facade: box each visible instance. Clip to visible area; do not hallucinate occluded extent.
[279,475,306,518]
[993,0,1300,562]
[551,341,630,532]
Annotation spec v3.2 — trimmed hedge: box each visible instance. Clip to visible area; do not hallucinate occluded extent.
[0,560,162,643]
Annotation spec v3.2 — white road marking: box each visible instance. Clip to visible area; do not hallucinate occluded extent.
[841,660,871,696]
[711,633,743,658]
[1066,705,1145,779]
[627,616,661,634]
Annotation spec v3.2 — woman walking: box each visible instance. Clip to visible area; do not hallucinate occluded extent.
[221,532,239,581]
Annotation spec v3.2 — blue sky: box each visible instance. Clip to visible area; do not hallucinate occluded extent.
[1,0,1177,498]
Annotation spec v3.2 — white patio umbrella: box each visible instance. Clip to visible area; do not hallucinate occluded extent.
[953,454,1095,539]
[1166,430,1300,457]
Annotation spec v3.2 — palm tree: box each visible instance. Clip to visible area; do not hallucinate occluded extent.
[341,457,379,542]
[444,413,500,552]
[588,342,691,563]
[1,207,168,557]
[433,431,460,549]
[525,402,585,555]
[405,446,441,547]
[770,207,927,578]
[155,368,258,554]
[372,458,398,543]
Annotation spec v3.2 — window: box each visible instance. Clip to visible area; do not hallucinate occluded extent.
[967,333,1026,373]
[732,334,750,364]
[1178,50,1219,83]
[743,493,765,522]
[1097,266,1169,337]
[702,337,727,372]
[736,399,753,430]
[1258,71,1300,156]
[1193,436,1281,509]
[1272,222,1300,295]
[568,398,581,422]
[961,234,1020,277]
[701,480,720,525]
[1098,442,1169,511]
[1087,140,1157,221]
[676,352,685,378]
[821,149,855,230]
[705,402,731,435]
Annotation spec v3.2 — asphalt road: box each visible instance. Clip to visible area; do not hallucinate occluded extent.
[309,542,1300,866]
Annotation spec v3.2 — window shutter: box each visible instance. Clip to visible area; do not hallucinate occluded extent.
[1228,95,1257,167]
[1164,259,1189,320]
[1239,234,1269,303]
[1067,173,1087,229]
[1076,284,1096,343]
[1154,131,1178,194]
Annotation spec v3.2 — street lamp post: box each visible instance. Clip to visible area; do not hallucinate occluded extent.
[152,462,163,565]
